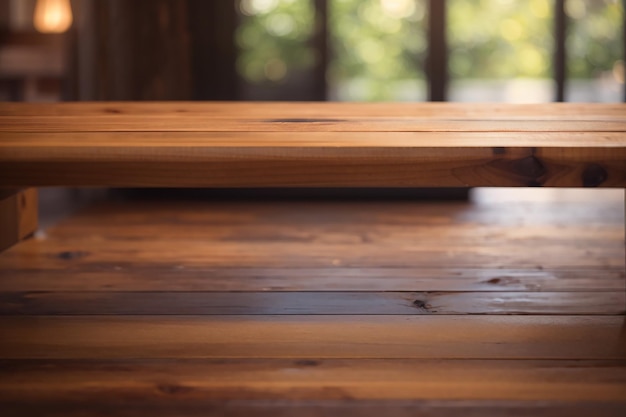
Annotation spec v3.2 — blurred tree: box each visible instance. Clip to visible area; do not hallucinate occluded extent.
[236,0,623,101]
[328,0,427,100]
[449,0,553,79]
[236,0,316,84]
[567,0,623,79]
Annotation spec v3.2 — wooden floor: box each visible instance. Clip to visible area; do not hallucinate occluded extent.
[0,188,624,416]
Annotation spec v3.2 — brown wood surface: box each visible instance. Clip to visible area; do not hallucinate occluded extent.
[0,192,18,251]
[0,102,624,187]
[0,188,624,415]
[0,315,624,360]
[1,400,624,417]
[1,291,623,315]
[0,189,37,252]
[1,359,625,401]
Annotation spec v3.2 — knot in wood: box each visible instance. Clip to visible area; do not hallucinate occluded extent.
[582,164,607,187]
[507,155,547,186]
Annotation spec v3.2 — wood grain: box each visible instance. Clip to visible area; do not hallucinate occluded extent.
[2,237,621,269]
[0,101,624,119]
[2,118,625,132]
[1,359,625,402]
[0,291,621,315]
[0,268,622,292]
[0,196,622,293]
[0,102,624,187]
[0,189,623,415]
[0,315,624,359]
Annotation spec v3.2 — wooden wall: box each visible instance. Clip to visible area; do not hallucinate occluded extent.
[71,0,238,101]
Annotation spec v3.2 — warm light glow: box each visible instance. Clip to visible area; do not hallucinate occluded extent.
[34,0,73,33]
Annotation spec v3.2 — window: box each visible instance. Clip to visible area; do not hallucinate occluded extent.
[567,0,623,102]
[329,0,427,101]
[235,0,625,102]
[448,0,553,102]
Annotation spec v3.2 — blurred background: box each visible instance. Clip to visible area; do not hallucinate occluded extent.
[0,0,623,103]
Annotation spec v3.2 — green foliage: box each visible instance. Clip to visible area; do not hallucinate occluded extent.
[567,0,623,78]
[449,0,553,79]
[236,0,623,97]
[236,0,315,84]
[329,0,427,100]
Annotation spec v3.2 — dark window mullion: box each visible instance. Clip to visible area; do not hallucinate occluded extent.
[427,0,448,102]
[554,0,567,102]
[313,0,328,101]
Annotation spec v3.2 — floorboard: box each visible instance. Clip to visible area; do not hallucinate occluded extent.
[0,188,624,415]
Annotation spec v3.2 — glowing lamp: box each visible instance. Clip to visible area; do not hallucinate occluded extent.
[34,0,73,34]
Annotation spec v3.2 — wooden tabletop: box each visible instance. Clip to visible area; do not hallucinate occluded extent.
[1,102,625,187]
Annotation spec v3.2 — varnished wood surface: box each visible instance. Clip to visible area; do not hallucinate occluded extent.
[0,102,625,187]
[1,315,624,359]
[1,291,622,315]
[1,101,624,119]
[0,188,624,415]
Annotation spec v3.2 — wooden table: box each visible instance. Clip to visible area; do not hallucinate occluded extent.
[0,101,624,257]
[0,102,625,188]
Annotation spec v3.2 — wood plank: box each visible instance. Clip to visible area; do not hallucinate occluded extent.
[0,103,624,187]
[0,196,621,292]
[0,267,622,292]
[1,117,625,132]
[19,223,625,249]
[0,291,621,315]
[1,101,624,119]
[1,143,623,187]
[0,359,625,402]
[3,131,625,147]
[2,400,625,417]
[0,316,624,359]
[41,222,623,243]
[1,238,621,269]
